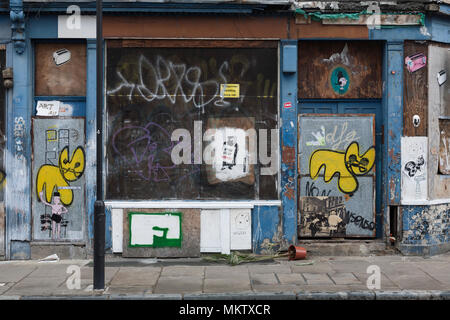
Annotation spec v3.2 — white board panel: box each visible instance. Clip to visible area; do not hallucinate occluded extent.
[111,208,123,253]
[200,209,222,253]
[230,209,252,250]
[401,136,428,202]
[130,213,181,246]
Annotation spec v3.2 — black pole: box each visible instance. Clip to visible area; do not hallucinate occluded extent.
[94,0,105,290]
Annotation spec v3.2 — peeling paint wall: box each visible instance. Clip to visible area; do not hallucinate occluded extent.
[402,204,450,246]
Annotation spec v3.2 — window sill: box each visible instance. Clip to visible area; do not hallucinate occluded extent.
[104,200,281,209]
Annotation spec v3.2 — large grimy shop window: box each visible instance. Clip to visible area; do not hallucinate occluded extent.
[106,45,278,200]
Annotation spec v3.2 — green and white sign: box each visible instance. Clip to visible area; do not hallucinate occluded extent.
[129,212,182,248]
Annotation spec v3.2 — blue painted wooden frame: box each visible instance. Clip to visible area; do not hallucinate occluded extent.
[280,40,298,246]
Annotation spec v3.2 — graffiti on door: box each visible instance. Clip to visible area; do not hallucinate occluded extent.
[298,115,376,237]
[32,118,86,240]
[309,141,375,195]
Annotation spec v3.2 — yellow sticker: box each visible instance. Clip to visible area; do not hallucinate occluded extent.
[220,84,240,98]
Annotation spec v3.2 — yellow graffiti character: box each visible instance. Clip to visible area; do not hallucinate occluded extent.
[309,142,375,194]
[36,146,85,206]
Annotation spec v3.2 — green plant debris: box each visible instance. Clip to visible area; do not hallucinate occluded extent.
[202,251,288,266]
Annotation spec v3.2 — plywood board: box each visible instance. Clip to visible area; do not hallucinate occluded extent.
[298,41,382,99]
[35,43,86,96]
[403,41,428,136]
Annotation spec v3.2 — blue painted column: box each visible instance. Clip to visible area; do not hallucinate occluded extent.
[384,41,403,237]
[5,38,32,259]
[86,40,111,252]
[280,40,298,246]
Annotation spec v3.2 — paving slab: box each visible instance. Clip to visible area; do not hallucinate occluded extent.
[203,278,251,293]
[204,266,249,279]
[161,266,204,277]
[80,267,121,282]
[248,264,292,275]
[387,274,447,291]
[250,273,278,285]
[154,275,203,294]
[106,286,149,296]
[302,273,334,285]
[5,277,65,296]
[0,265,37,282]
[352,272,401,290]
[329,272,362,285]
[27,264,73,279]
[252,284,300,293]
[110,268,160,287]
[290,262,334,274]
[276,273,307,285]
[0,283,14,295]
[328,260,372,273]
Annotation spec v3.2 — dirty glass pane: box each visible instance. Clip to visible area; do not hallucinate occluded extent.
[106,46,278,200]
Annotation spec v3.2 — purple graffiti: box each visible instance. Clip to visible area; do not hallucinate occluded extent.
[112,122,176,182]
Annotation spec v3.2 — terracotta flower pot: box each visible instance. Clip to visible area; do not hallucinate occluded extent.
[288,245,307,260]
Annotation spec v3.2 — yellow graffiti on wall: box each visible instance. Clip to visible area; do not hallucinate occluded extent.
[309,142,375,195]
[36,146,85,206]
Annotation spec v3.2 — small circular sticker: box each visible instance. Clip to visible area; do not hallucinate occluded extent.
[330,66,350,95]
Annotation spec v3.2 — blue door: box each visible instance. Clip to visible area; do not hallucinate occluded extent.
[299,100,383,238]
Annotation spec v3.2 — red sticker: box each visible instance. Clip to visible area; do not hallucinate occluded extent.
[284,102,292,108]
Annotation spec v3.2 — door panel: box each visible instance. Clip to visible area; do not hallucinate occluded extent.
[31,117,86,241]
[298,113,376,238]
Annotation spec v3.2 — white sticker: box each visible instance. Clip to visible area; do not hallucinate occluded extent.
[36,101,60,116]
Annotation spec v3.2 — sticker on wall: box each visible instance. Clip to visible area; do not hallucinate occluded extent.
[437,70,447,86]
[330,66,350,95]
[401,136,428,202]
[53,48,71,66]
[129,212,182,248]
[36,101,60,116]
[405,53,427,73]
[284,102,292,108]
[220,84,240,98]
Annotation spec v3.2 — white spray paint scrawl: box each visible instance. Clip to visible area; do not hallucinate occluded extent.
[401,136,428,202]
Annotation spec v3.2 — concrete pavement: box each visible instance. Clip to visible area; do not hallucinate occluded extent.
[0,252,450,300]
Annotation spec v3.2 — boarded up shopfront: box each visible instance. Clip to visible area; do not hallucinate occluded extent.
[105,41,279,256]
[298,41,383,238]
